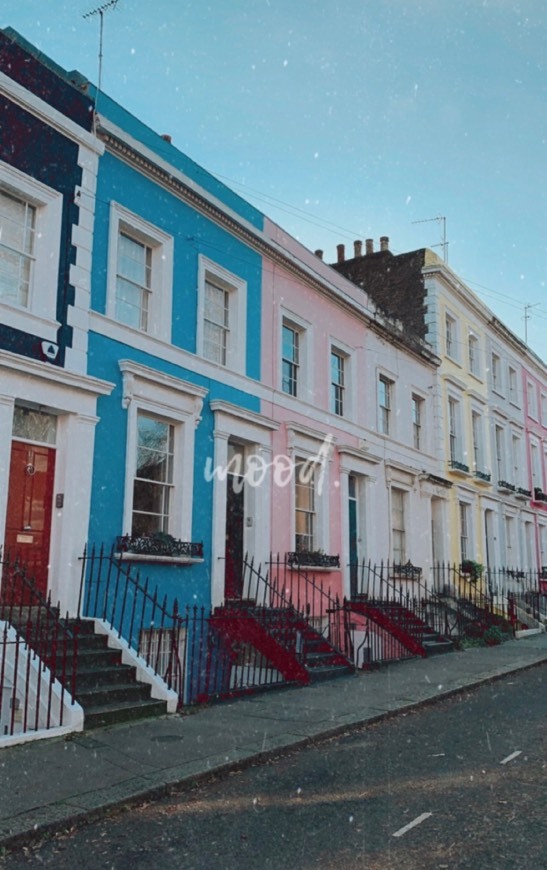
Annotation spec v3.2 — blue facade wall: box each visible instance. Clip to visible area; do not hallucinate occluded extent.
[92,90,263,231]
[91,152,262,381]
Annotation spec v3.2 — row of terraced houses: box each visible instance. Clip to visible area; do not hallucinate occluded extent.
[1,29,545,740]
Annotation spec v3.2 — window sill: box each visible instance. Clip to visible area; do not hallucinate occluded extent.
[115,552,204,566]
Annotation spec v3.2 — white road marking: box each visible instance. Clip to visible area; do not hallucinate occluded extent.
[500,750,522,765]
[392,812,433,838]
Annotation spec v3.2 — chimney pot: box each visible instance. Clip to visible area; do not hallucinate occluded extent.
[365,238,374,255]
[314,249,324,260]
[354,240,363,258]
[336,243,345,264]
[161,134,172,143]
[380,235,389,251]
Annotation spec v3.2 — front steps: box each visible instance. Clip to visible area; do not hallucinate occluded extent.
[3,611,169,729]
[349,598,454,658]
[67,620,168,729]
[211,604,354,686]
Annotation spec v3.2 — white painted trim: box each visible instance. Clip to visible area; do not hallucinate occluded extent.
[0,159,63,338]
[106,201,174,342]
[92,619,178,712]
[196,254,247,374]
[119,360,207,541]
[0,348,114,396]
[280,308,314,403]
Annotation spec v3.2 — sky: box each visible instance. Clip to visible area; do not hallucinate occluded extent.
[2,0,547,358]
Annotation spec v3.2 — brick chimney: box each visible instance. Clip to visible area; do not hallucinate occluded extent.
[353,240,363,258]
[365,239,374,255]
[314,249,324,260]
[336,243,345,263]
[380,236,390,251]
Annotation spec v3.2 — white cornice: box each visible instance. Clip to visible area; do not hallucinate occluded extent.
[209,400,279,431]
[118,359,208,400]
[0,349,113,396]
[0,71,103,154]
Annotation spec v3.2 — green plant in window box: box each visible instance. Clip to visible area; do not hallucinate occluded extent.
[460,559,484,581]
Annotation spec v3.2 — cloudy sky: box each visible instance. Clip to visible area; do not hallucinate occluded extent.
[3,0,546,356]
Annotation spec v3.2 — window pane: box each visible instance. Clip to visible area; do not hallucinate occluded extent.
[12,407,57,444]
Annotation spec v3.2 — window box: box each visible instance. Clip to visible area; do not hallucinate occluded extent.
[474,470,491,483]
[497,480,515,493]
[391,561,422,580]
[460,559,483,581]
[116,534,203,560]
[286,551,340,569]
[449,459,470,474]
[515,487,532,500]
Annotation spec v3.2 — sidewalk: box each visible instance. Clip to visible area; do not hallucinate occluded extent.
[1,633,546,849]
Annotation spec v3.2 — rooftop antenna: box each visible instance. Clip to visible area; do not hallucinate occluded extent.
[523,302,540,344]
[83,0,119,131]
[412,215,448,263]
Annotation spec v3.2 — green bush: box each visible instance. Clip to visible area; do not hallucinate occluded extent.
[483,625,504,646]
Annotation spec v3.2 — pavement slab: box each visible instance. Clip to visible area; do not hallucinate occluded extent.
[0,633,545,850]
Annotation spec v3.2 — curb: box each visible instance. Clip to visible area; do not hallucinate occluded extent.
[1,656,545,853]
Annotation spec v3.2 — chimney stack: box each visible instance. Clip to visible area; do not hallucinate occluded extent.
[336,243,345,263]
[161,134,172,143]
[314,249,324,260]
[353,240,363,258]
[380,235,390,252]
[365,238,374,255]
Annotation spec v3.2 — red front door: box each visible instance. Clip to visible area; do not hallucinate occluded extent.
[4,440,56,596]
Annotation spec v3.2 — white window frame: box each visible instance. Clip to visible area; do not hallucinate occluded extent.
[106,202,173,342]
[527,380,538,419]
[471,410,484,472]
[329,338,353,419]
[282,320,300,397]
[294,457,317,553]
[530,440,542,490]
[495,424,505,482]
[448,395,464,465]
[0,160,63,341]
[197,255,246,373]
[119,360,207,544]
[508,366,519,405]
[459,502,471,561]
[280,310,312,401]
[411,393,424,451]
[468,333,480,378]
[378,373,394,436]
[391,487,406,564]
[445,312,458,361]
[511,433,522,488]
[491,352,502,395]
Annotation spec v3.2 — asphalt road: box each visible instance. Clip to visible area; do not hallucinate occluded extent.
[2,666,545,870]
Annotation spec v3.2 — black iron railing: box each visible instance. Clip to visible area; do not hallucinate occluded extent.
[0,551,78,735]
[115,535,203,559]
[80,544,190,700]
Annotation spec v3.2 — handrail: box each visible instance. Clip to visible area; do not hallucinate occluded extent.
[79,543,187,697]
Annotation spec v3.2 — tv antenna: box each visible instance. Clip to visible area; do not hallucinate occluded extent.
[83,0,119,129]
[412,215,448,263]
[523,302,540,345]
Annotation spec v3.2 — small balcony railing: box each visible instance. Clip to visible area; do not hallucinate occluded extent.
[449,459,470,474]
[115,534,203,559]
[534,488,547,503]
[474,470,491,483]
[286,551,340,569]
[391,561,423,579]
[516,487,532,499]
[497,480,515,493]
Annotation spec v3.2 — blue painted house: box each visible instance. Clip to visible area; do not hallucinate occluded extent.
[85,88,276,615]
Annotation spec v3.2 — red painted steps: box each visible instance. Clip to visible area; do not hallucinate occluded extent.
[348,598,454,657]
[211,604,353,685]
